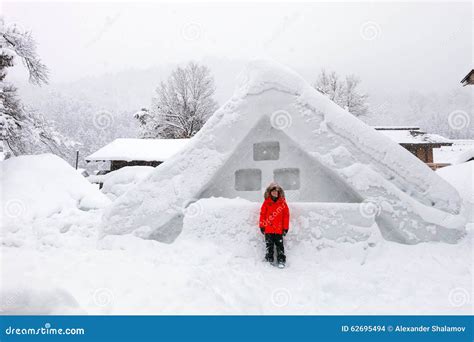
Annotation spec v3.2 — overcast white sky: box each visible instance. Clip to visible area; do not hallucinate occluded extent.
[2,1,473,99]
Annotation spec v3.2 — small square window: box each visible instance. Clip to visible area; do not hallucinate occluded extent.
[274,168,300,190]
[235,169,262,191]
[253,141,280,161]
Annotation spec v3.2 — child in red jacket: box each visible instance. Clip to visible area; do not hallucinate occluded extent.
[259,182,290,268]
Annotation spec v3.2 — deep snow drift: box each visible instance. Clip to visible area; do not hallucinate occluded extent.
[1,62,471,316]
[1,154,110,237]
[1,201,472,315]
[437,162,473,223]
[100,166,155,200]
[0,149,471,315]
[1,153,110,217]
[102,60,466,244]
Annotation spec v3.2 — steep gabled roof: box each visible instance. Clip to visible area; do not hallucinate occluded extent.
[461,69,474,86]
[102,60,466,244]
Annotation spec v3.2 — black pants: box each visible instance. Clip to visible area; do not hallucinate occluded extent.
[265,233,286,263]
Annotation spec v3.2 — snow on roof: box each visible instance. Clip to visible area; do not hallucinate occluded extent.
[86,138,190,162]
[376,129,452,145]
[102,59,466,245]
[373,126,420,130]
[434,139,474,164]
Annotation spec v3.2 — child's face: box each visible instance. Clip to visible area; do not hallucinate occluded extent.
[271,189,278,197]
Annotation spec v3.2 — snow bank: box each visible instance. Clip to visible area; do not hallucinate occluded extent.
[0,285,84,315]
[102,60,466,244]
[115,197,375,244]
[1,154,110,236]
[437,162,473,223]
[101,166,155,200]
[434,140,474,164]
[3,211,470,315]
[0,194,470,315]
[455,148,474,164]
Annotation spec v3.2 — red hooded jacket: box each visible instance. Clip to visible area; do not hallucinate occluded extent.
[259,196,290,235]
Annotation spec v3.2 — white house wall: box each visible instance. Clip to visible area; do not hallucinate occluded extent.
[198,114,362,203]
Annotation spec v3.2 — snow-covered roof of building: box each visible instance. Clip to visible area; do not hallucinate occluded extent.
[372,126,420,131]
[102,60,466,245]
[434,139,474,164]
[461,69,474,86]
[86,138,190,162]
[375,129,452,145]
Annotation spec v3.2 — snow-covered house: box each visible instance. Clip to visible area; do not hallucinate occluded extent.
[86,138,189,171]
[102,60,466,245]
[461,69,474,86]
[373,126,453,170]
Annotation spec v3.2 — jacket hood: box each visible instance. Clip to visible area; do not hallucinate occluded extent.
[264,182,286,200]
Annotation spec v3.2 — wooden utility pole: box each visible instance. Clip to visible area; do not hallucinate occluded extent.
[75,150,79,169]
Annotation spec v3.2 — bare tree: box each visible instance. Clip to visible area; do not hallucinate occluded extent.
[139,62,218,139]
[314,68,368,117]
[409,89,473,139]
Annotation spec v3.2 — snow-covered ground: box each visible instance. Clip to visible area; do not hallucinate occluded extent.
[1,156,472,314]
[1,207,472,314]
[0,146,472,314]
[437,162,473,223]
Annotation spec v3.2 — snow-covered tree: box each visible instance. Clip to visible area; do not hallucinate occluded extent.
[408,89,473,139]
[0,18,77,158]
[342,75,369,117]
[1,21,48,85]
[133,108,156,139]
[34,90,138,168]
[137,62,218,139]
[314,69,343,102]
[314,69,369,117]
